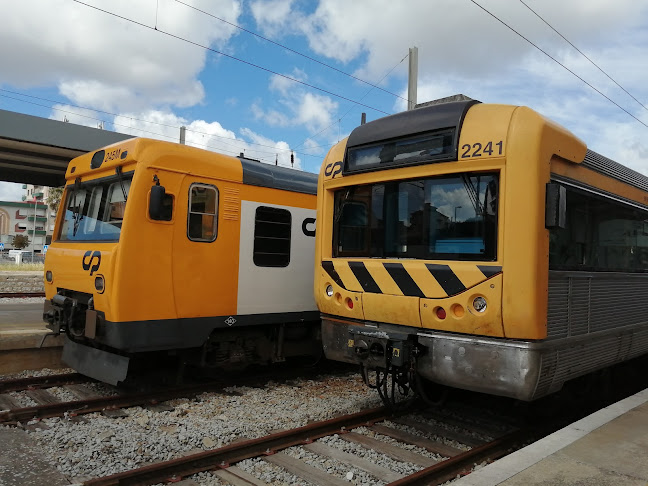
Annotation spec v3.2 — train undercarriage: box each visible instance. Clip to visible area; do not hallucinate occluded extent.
[44,291,321,385]
[322,316,648,406]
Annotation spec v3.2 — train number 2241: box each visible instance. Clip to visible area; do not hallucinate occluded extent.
[460,141,503,158]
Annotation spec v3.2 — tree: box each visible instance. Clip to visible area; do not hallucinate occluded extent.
[13,234,30,250]
[47,186,64,212]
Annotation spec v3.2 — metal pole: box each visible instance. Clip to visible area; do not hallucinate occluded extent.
[179,126,186,145]
[408,47,418,111]
[32,197,36,263]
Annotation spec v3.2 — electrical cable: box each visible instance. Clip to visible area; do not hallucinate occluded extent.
[519,0,648,113]
[71,0,391,116]
[469,0,648,129]
[174,0,409,103]
[0,89,323,159]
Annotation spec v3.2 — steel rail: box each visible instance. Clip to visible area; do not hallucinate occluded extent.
[0,364,354,424]
[0,381,228,424]
[387,427,539,486]
[0,372,87,394]
[0,292,45,298]
[83,406,391,486]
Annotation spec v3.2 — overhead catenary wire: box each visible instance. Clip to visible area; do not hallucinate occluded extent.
[518,0,648,114]
[174,0,409,104]
[0,92,319,165]
[468,0,648,129]
[0,88,322,160]
[70,0,391,116]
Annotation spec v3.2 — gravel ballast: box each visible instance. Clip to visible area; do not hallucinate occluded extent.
[5,370,408,484]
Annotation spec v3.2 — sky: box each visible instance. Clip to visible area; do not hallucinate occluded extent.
[1,0,648,200]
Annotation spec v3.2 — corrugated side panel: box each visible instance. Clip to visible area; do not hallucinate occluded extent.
[548,272,648,338]
[538,271,648,399]
[547,276,569,338]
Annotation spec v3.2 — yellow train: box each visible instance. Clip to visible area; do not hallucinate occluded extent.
[315,97,648,403]
[44,138,320,385]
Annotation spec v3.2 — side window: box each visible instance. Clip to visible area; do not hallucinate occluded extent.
[254,206,291,267]
[105,180,130,229]
[549,187,648,271]
[188,184,218,242]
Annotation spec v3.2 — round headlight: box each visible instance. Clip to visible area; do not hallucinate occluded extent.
[325,285,334,297]
[473,296,487,312]
[45,270,53,283]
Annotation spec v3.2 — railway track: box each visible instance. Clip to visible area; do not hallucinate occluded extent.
[1,370,536,485]
[79,401,540,486]
[0,377,227,425]
[0,292,45,299]
[0,362,352,425]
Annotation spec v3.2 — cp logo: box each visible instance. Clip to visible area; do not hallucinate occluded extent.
[324,161,343,179]
[82,251,102,276]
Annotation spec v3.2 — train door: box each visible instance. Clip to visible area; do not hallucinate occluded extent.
[172,177,239,320]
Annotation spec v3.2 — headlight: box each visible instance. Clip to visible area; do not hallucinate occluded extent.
[325,285,334,297]
[95,275,105,293]
[473,296,487,312]
[45,270,53,283]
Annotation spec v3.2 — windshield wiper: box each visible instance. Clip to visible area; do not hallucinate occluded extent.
[71,178,83,237]
[115,166,128,202]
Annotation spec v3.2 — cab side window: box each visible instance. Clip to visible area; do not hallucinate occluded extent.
[188,184,218,242]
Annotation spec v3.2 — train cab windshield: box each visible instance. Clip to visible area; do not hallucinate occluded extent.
[58,174,132,242]
[333,172,498,260]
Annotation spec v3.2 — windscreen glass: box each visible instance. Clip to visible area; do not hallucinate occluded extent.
[333,172,498,260]
[58,175,132,242]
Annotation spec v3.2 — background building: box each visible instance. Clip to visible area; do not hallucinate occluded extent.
[0,184,53,252]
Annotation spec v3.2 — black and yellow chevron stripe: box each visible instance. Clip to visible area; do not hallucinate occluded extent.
[322,260,501,299]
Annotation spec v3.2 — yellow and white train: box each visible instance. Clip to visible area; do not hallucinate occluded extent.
[315,97,648,403]
[44,138,320,385]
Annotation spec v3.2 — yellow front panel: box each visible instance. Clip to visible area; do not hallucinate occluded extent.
[363,292,421,327]
[420,274,504,336]
[44,242,118,319]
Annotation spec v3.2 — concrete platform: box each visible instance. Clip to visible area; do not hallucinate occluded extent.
[455,388,648,486]
[0,428,70,486]
[0,301,64,374]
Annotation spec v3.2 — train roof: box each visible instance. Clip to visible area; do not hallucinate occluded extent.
[66,138,317,195]
[583,150,648,194]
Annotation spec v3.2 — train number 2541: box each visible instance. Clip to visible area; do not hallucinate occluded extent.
[460,141,503,158]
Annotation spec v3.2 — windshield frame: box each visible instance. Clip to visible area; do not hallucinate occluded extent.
[332,171,499,261]
[56,171,134,243]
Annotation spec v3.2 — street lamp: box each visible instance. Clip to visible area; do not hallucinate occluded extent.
[454,205,462,223]
[32,196,37,263]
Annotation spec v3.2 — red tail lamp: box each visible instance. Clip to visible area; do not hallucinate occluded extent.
[436,307,446,319]
[346,298,354,309]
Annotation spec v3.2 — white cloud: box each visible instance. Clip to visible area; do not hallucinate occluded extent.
[0,0,241,112]
[111,110,302,168]
[0,183,24,202]
[250,0,295,37]
[290,0,648,82]
[240,128,301,169]
[254,70,339,133]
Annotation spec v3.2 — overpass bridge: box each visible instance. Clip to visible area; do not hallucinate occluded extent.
[0,109,133,187]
